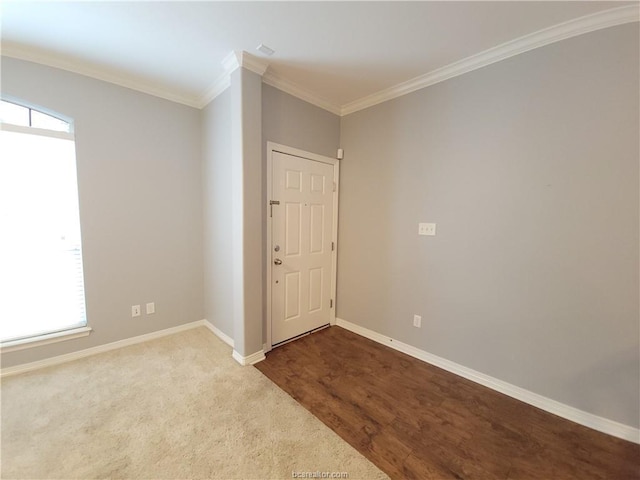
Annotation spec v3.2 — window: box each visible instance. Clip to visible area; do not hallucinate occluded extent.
[0,100,70,133]
[0,100,89,348]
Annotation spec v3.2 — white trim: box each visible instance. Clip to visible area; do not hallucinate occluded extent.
[265,143,339,351]
[1,326,92,353]
[222,50,270,77]
[340,5,640,115]
[232,348,266,366]
[202,320,234,348]
[268,142,340,166]
[239,52,270,77]
[199,73,231,108]
[202,321,267,365]
[4,6,637,115]
[0,122,74,141]
[200,50,271,108]
[265,143,275,354]
[221,50,241,75]
[199,64,342,113]
[262,71,342,116]
[330,160,340,327]
[1,42,201,109]
[4,7,636,115]
[0,320,207,378]
[1,94,75,128]
[335,317,640,444]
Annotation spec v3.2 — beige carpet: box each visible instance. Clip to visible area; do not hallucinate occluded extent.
[1,327,388,479]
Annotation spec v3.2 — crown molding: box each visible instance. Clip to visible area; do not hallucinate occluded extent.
[341,4,640,116]
[1,42,201,109]
[262,70,342,116]
[199,50,271,107]
[3,5,637,115]
[221,50,269,77]
[198,72,231,108]
[241,51,270,77]
[221,50,240,74]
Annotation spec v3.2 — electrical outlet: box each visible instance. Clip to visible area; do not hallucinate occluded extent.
[132,305,141,317]
[418,223,436,236]
[146,302,155,314]
[413,314,422,328]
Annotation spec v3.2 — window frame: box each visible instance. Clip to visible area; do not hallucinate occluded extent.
[0,98,73,133]
[0,100,91,352]
[1,326,92,353]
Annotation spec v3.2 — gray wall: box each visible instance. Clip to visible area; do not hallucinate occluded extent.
[202,89,233,339]
[262,84,341,342]
[337,24,639,428]
[202,83,340,346]
[232,67,263,356]
[262,84,341,160]
[1,57,204,368]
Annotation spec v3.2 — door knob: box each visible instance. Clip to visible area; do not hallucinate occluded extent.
[274,258,282,265]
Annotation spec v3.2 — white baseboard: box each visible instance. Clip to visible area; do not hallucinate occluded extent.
[0,320,208,378]
[202,320,234,347]
[336,317,640,444]
[0,317,265,377]
[202,321,265,366]
[201,320,266,366]
[232,349,266,366]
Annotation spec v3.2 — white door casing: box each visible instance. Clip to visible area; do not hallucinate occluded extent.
[266,143,339,349]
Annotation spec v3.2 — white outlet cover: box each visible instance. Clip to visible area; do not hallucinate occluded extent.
[146,302,155,314]
[132,305,141,317]
[418,223,436,236]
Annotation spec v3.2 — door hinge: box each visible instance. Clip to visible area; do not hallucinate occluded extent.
[269,200,280,217]
[330,299,333,308]
[331,241,335,251]
[333,182,336,192]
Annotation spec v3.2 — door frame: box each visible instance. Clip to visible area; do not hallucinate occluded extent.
[265,142,340,352]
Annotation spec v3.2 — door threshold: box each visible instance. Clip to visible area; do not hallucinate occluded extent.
[272,324,330,349]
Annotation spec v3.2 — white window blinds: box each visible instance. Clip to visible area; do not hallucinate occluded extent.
[0,125,87,342]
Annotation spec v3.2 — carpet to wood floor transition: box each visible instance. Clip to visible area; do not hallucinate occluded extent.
[1,327,387,479]
[255,326,640,480]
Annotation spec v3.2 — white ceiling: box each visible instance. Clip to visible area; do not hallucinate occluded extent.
[1,1,638,114]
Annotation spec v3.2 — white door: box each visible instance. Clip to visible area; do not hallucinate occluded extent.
[270,149,336,345]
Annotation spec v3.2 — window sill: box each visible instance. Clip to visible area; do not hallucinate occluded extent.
[1,326,92,353]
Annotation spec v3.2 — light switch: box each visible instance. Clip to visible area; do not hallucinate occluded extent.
[418,223,436,236]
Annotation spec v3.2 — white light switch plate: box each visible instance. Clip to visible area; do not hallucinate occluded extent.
[418,223,436,236]
[146,302,155,314]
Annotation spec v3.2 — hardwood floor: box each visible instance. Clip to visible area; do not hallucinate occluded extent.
[255,326,640,479]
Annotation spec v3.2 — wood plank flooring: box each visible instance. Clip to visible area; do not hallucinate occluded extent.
[255,326,639,479]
